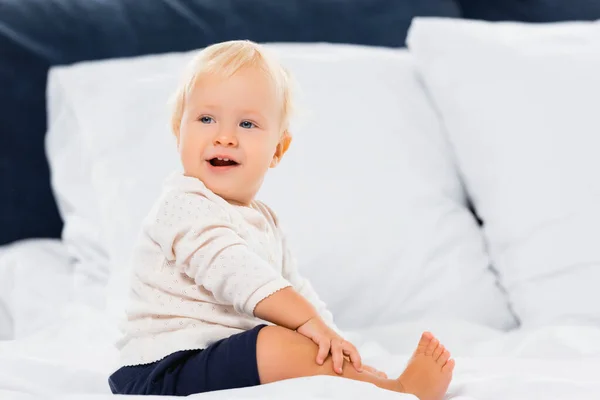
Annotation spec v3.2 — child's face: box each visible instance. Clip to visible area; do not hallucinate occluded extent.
[177,67,290,205]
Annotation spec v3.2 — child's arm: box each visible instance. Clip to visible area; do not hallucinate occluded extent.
[254,287,362,375]
[255,201,341,333]
[276,247,386,377]
[280,235,342,334]
[253,286,318,329]
[151,192,361,373]
[150,192,293,317]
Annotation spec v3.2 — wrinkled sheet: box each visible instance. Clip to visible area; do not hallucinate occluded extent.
[1,305,599,400]
[0,239,73,340]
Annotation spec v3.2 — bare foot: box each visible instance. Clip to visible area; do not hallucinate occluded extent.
[396,332,455,400]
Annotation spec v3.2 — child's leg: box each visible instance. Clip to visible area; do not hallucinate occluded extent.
[256,327,454,400]
[257,326,400,391]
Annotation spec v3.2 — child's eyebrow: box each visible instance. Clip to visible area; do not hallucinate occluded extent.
[191,104,268,122]
[194,104,220,111]
[239,109,267,121]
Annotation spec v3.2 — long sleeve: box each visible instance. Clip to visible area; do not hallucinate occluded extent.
[148,191,291,317]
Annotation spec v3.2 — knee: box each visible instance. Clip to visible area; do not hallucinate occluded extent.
[256,325,337,381]
[257,325,312,354]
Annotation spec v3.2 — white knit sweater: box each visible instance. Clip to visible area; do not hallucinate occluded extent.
[117,173,337,366]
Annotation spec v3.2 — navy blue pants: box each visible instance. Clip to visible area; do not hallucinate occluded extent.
[108,325,266,396]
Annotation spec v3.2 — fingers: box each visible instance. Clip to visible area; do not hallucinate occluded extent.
[316,337,362,375]
[362,365,388,379]
[342,341,362,372]
[362,364,376,374]
[316,339,330,366]
[331,340,344,374]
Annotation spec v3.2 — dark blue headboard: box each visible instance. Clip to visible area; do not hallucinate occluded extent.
[1,0,599,245]
[458,0,600,21]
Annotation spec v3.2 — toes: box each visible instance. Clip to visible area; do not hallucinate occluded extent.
[418,331,434,348]
[425,338,439,356]
[433,344,444,361]
[442,358,455,373]
[438,349,451,365]
[416,332,434,354]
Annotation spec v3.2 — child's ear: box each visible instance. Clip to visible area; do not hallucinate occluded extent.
[172,125,181,148]
[271,131,292,168]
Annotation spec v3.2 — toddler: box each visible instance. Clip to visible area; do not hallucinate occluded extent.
[108,40,454,399]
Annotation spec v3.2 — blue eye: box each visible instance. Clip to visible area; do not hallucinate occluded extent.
[239,120,256,129]
[199,116,214,124]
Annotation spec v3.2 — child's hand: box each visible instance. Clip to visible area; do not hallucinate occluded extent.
[296,316,362,374]
[362,364,388,379]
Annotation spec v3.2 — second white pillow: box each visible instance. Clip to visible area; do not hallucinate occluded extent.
[408,18,600,327]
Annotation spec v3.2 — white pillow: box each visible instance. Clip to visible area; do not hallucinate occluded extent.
[408,18,600,327]
[45,47,331,308]
[58,43,516,330]
[0,239,74,338]
[47,68,110,309]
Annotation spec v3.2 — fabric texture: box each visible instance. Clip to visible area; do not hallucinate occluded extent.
[459,0,600,22]
[0,239,73,340]
[117,172,337,366]
[407,17,600,327]
[0,0,461,245]
[109,324,266,396]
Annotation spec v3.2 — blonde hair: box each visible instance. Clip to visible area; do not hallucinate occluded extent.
[170,40,294,136]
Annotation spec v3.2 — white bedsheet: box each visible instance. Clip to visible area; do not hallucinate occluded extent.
[0,239,74,340]
[1,241,599,400]
[1,303,599,400]
[0,244,15,340]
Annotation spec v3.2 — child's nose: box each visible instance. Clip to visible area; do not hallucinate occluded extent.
[213,133,238,147]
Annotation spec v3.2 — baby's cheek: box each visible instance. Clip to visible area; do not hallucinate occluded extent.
[180,146,203,175]
[262,148,278,169]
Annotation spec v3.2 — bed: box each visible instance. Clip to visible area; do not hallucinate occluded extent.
[2,1,600,399]
[1,241,600,400]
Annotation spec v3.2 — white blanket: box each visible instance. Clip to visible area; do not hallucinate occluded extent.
[1,304,599,400]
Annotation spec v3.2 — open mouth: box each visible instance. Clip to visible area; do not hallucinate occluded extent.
[208,157,239,167]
